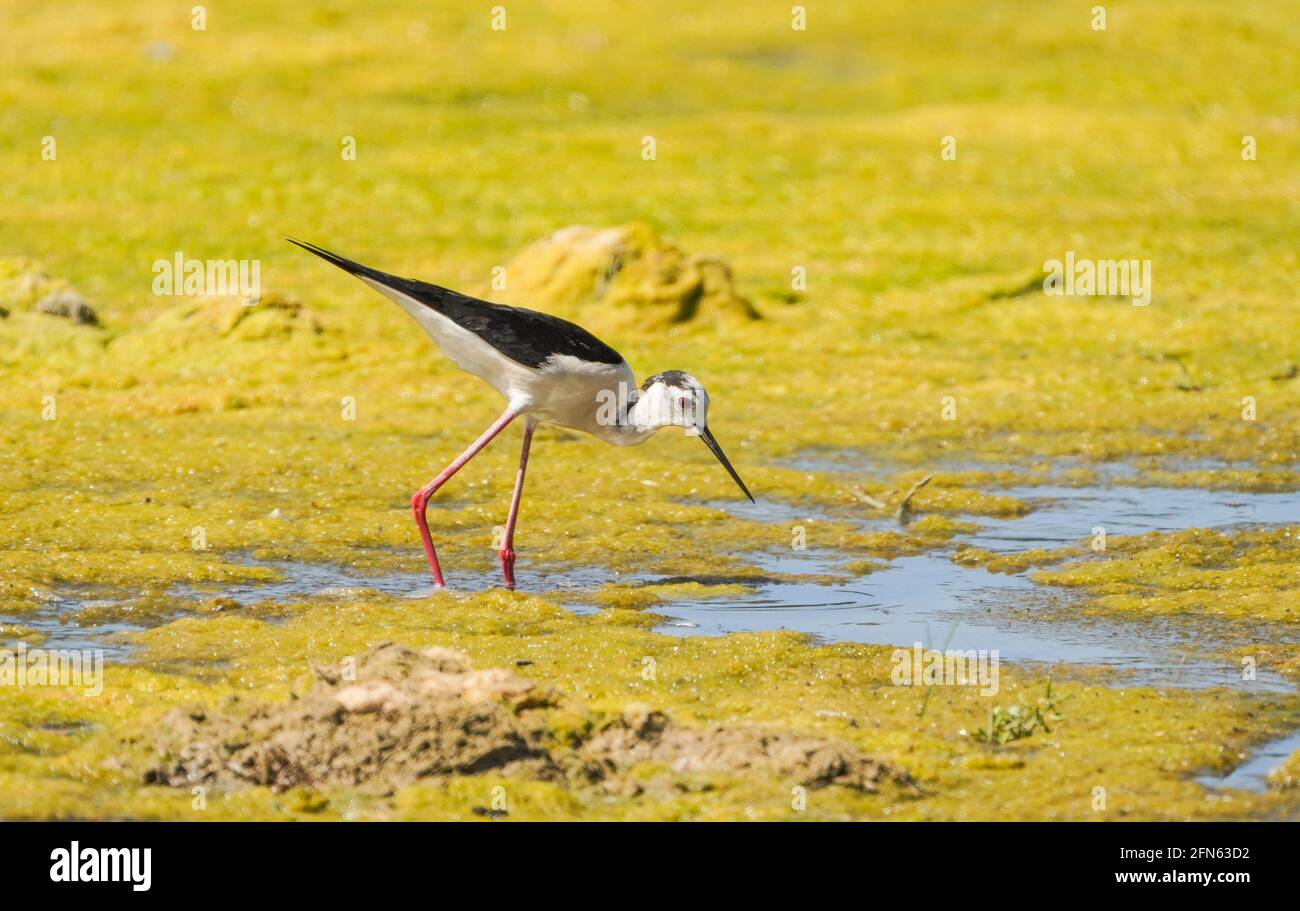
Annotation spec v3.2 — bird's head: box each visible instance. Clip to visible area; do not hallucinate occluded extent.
[634,371,754,502]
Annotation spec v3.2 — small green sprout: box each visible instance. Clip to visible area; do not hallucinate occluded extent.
[973,681,1069,746]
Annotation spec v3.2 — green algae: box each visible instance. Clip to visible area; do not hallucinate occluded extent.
[586,581,757,611]
[0,624,46,645]
[953,545,1086,575]
[2,0,1298,821]
[113,293,324,355]
[1032,527,1300,624]
[1269,751,1300,790]
[5,590,1300,821]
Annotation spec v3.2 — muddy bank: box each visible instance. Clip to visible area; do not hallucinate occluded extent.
[584,704,915,794]
[144,643,918,798]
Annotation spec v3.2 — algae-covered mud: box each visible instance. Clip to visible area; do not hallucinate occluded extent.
[2,1,1298,823]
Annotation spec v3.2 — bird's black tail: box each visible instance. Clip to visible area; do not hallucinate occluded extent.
[287,238,486,321]
[286,238,398,286]
[289,238,628,369]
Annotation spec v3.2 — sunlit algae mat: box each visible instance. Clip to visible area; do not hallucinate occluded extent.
[0,1,1298,820]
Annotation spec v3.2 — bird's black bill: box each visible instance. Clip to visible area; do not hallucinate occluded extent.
[699,426,754,503]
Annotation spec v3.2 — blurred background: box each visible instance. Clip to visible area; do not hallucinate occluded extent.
[3,0,1295,320]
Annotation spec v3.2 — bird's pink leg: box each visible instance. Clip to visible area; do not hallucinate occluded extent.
[499,418,537,590]
[411,407,519,587]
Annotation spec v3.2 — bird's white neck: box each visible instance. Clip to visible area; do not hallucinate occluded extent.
[590,391,672,446]
[603,397,660,445]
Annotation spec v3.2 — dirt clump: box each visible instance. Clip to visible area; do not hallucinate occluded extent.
[144,643,561,792]
[144,645,916,800]
[582,704,919,793]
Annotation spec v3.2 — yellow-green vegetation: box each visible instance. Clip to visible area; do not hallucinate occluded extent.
[5,592,1300,821]
[954,545,1087,576]
[1237,645,1300,684]
[491,224,760,334]
[1269,751,1300,790]
[1,0,1298,820]
[1033,528,1300,624]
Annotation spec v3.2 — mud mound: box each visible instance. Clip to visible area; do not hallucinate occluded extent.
[494,224,759,332]
[126,292,322,346]
[583,705,918,793]
[145,644,916,800]
[145,643,561,792]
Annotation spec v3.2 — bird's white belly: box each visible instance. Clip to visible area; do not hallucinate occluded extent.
[368,277,540,399]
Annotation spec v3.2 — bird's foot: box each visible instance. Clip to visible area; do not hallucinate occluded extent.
[499,548,516,590]
[427,562,447,589]
[411,492,448,588]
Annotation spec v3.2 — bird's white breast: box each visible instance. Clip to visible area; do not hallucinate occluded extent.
[531,354,636,439]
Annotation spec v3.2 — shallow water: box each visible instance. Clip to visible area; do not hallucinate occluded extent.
[173,559,441,604]
[14,484,1295,685]
[977,485,1297,552]
[659,486,1297,694]
[179,557,627,604]
[3,596,140,660]
[781,449,1297,487]
[655,553,1261,689]
[659,482,1300,793]
[1197,729,1300,792]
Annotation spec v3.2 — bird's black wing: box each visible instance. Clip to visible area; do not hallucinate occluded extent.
[288,239,625,369]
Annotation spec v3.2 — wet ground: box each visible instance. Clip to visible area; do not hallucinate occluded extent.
[11,473,1296,793]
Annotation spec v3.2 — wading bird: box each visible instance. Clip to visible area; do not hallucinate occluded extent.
[290,240,753,590]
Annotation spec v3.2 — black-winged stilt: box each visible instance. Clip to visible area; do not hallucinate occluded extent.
[289,239,753,590]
